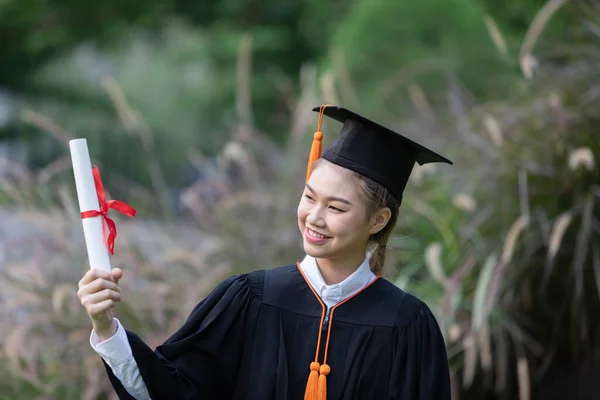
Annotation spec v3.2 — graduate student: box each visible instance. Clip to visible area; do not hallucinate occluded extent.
[77,105,453,400]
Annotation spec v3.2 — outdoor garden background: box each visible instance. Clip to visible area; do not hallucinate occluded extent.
[0,0,599,399]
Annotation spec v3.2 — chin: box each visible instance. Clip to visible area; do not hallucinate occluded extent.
[303,243,336,261]
[303,242,325,258]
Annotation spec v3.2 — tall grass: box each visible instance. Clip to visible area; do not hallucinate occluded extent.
[389,2,600,398]
[1,3,599,399]
[0,35,315,398]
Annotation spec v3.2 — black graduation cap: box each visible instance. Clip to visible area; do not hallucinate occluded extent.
[307,105,452,200]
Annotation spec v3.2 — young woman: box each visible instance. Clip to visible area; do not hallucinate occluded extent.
[77,105,453,400]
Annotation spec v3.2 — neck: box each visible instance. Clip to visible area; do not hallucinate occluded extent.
[315,254,366,285]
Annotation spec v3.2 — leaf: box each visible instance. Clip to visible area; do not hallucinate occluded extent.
[393,263,422,290]
[6,262,47,289]
[503,319,545,357]
[4,320,34,369]
[453,193,477,212]
[501,214,530,265]
[472,253,497,331]
[593,246,600,301]
[424,243,447,286]
[543,210,573,285]
[483,15,509,60]
[495,332,508,393]
[520,0,568,79]
[406,199,457,256]
[447,324,462,343]
[20,109,73,148]
[573,195,595,303]
[517,357,531,400]
[51,284,75,314]
[477,323,493,371]
[462,334,478,388]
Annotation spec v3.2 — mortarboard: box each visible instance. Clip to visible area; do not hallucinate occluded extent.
[306,105,453,200]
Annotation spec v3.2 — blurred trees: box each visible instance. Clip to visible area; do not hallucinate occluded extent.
[0,0,577,210]
[0,0,573,135]
[0,0,335,136]
[0,0,577,217]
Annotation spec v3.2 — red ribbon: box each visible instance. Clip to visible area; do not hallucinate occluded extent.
[81,165,137,255]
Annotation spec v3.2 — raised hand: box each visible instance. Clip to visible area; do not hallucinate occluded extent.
[77,268,123,341]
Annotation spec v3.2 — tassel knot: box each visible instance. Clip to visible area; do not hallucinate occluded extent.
[304,362,321,400]
[305,105,330,182]
[317,363,330,400]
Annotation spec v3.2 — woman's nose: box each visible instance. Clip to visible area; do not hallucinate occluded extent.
[306,206,325,226]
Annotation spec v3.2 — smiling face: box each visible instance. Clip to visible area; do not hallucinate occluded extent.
[297,160,391,268]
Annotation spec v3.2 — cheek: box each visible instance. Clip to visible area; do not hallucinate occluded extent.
[326,214,354,235]
[297,202,309,222]
[329,214,368,237]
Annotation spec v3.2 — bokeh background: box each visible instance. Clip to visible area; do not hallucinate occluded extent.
[0,0,599,399]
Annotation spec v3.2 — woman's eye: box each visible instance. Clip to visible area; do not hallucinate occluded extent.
[304,194,314,201]
[329,206,344,212]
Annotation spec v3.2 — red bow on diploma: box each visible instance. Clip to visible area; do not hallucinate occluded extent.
[80,166,137,255]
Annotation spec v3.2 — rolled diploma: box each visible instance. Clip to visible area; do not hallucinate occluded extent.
[69,138,111,272]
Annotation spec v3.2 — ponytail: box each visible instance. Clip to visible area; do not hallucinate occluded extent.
[368,206,399,275]
[369,245,387,276]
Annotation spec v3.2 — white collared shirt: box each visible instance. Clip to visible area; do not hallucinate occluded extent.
[298,254,376,309]
[90,255,374,399]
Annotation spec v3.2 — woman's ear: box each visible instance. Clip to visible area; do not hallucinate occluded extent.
[369,207,392,235]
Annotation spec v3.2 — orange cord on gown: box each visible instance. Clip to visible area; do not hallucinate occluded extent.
[298,263,379,400]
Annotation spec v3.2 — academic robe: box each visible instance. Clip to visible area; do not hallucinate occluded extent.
[103,264,451,399]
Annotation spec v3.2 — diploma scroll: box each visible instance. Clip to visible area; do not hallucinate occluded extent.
[69,139,112,272]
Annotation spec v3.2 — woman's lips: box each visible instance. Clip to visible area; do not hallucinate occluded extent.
[305,227,331,244]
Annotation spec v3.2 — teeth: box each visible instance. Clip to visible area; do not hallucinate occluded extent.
[308,228,327,239]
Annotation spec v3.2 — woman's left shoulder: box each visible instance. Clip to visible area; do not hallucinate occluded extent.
[376,278,440,331]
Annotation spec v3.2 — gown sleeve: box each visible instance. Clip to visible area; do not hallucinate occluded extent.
[102,271,263,400]
[390,294,451,400]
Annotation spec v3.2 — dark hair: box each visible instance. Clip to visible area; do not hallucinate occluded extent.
[312,159,401,275]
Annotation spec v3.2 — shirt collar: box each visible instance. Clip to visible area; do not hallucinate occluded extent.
[298,254,376,308]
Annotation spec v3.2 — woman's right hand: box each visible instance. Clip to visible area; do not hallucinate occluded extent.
[77,268,123,341]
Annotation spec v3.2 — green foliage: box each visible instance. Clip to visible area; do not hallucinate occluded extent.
[388,40,600,396]
[477,0,575,38]
[330,0,518,113]
[0,0,322,141]
[14,24,241,209]
[6,15,319,195]
[0,0,166,90]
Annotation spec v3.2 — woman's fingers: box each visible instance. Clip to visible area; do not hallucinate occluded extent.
[81,288,121,309]
[78,277,120,298]
[89,277,120,293]
[87,298,118,317]
[79,268,113,286]
[111,268,123,282]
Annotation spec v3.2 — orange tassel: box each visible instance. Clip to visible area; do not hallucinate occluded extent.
[304,362,320,400]
[305,104,330,182]
[297,263,380,400]
[317,364,330,400]
[305,131,323,182]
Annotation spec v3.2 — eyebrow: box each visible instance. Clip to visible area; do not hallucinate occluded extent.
[305,184,353,206]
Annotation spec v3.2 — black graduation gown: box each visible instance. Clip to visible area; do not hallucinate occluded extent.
[103,264,451,399]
